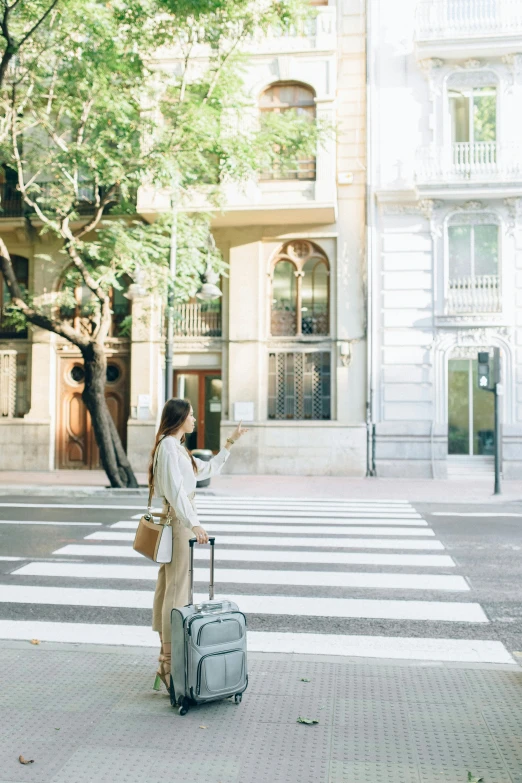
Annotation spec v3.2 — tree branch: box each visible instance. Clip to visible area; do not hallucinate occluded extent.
[0,238,88,347]
[18,0,60,48]
[202,33,246,105]
[61,217,109,304]
[73,186,118,240]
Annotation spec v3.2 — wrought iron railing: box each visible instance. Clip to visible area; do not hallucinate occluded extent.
[446,274,501,313]
[416,0,522,39]
[0,182,126,218]
[174,303,221,338]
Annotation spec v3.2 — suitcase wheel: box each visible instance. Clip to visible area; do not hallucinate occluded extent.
[234,693,242,705]
[178,696,190,716]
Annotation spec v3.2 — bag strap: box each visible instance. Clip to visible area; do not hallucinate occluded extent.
[148,436,174,521]
[148,436,164,513]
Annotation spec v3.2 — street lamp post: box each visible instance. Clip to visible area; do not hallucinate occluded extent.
[164,193,178,402]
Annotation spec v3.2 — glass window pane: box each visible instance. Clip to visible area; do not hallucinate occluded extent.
[302,259,328,335]
[448,359,470,455]
[176,373,199,451]
[472,359,495,456]
[474,225,498,276]
[204,376,222,452]
[473,91,496,142]
[271,261,297,336]
[449,92,470,143]
[448,225,472,277]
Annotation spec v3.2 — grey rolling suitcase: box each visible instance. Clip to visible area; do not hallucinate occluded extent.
[170,536,248,715]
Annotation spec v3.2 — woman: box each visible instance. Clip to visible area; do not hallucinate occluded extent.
[149,397,248,692]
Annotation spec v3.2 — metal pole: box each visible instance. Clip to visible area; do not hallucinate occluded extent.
[365,0,376,477]
[164,194,177,402]
[494,383,501,495]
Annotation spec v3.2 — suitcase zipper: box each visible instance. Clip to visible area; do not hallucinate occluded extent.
[196,649,244,696]
[187,610,247,638]
[196,618,242,646]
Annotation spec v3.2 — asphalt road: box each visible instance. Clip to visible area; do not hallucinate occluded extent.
[0,493,520,661]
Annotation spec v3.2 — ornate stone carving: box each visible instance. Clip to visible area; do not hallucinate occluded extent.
[419,58,444,74]
[447,69,497,88]
[464,59,481,69]
[455,200,484,211]
[448,210,499,226]
[504,197,522,235]
[380,199,443,218]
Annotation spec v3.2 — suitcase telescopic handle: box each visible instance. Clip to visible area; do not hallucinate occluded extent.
[188,537,216,604]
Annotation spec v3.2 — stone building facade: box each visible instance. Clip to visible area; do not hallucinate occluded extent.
[368,0,522,477]
[0,0,369,476]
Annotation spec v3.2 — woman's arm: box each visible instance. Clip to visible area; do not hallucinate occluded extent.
[156,442,199,531]
[194,421,250,479]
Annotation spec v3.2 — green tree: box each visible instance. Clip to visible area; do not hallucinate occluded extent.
[0,0,324,487]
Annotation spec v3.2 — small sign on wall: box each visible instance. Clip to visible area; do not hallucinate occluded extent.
[137,394,151,420]
[233,401,254,422]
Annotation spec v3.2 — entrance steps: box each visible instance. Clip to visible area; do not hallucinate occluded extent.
[447,455,494,479]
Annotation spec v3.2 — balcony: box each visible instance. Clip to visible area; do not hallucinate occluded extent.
[246,6,336,55]
[0,182,126,220]
[446,274,501,314]
[415,142,522,190]
[174,303,222,338]
[415,0,522,57]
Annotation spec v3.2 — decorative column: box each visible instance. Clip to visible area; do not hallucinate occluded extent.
[0,350,16,417]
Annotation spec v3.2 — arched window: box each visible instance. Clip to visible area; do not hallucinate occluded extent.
[0,255,29,338]
[259,82,316,181]
[270,240,329,336]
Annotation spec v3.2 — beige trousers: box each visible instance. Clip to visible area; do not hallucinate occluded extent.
[152,500,195,640]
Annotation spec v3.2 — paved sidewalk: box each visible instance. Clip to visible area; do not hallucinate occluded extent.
[1,471,522,502]
[1,641,521,783]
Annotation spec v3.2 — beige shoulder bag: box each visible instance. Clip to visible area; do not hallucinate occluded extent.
[132,444,173,563]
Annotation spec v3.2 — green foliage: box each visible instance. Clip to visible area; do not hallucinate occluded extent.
[473,94,496,143]
[467,773,484,783]
[0,0,325,339]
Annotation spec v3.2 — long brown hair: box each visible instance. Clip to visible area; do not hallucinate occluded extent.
[149,398,197,489]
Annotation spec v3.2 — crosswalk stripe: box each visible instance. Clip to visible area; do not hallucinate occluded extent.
[197,513,423,521]
[0,503,148,510]
[113,522,436,536]
[0,620,512,663]
[12,561,469,591]
[86,531,446,550]
[0,585,487,623]
[248,631,515,664]
[51,544,455,568]
[133,512,423,522]
[0,521,103,527]
[196,497,413,505]
[119,518,429,529]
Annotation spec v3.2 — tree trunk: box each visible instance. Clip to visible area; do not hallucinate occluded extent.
[81,342,138,488]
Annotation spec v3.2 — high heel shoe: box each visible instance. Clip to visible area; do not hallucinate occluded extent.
[153,656,171,693]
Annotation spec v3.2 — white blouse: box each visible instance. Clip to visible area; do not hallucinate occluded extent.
[152,436,230,530]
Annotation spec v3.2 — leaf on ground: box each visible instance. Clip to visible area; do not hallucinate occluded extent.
[30,639,40,645]
[300,677,311,682]
[199,725,207,729]
[19,755,34,765]
[297,717,319,725]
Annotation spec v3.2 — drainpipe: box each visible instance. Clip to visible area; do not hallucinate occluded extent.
[365,0,376,476]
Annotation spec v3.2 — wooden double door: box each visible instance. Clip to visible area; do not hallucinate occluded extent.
[174,370,222,452]
[57,355,129,469]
